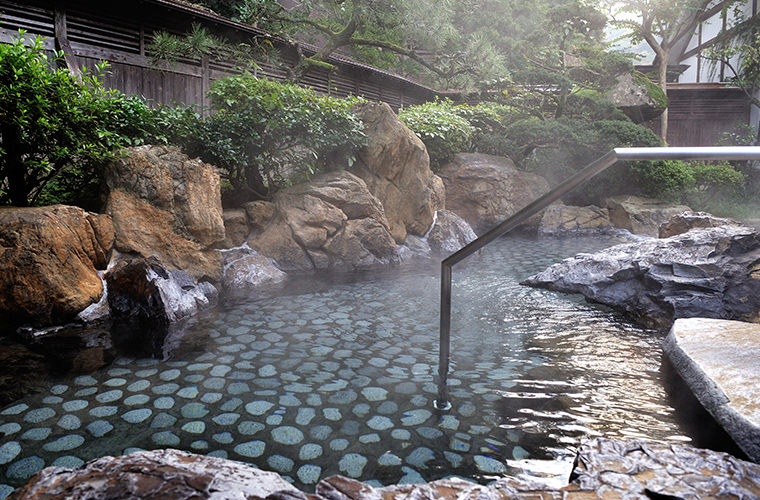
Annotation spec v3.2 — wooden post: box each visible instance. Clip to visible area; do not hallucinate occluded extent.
[201,55,210,112]
[53,4,81,77]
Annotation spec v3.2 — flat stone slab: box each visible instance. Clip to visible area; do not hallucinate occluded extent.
[663,317,760,461]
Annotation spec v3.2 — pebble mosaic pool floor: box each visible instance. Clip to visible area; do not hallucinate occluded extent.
[0,235,694,497]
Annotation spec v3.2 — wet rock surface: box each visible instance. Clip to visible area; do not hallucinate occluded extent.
[351,102,444,243]
[243,200,275,234]
[426,210,477,257]
[0,205,113,329]
[106,258,218,327]
[439,153,550,235]
[663,318,760,462]
[250,171,399,272]
[10,439,760,500]
[221,247,288,300]
[523,225,760,329]
[105,145,224,281]
[538,205,614,235]
[571,437,760,499]
[218,209,249,248]
[659,211,740,238]
[8,448,298,500]
[605,195,691,237]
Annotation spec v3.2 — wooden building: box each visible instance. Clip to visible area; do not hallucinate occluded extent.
[666,0,759,146]
[0,0,440,110]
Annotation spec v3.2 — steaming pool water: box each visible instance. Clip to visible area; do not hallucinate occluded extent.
[0,234,697,495]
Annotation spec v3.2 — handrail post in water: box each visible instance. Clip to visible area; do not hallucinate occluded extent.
[434,146,760,410]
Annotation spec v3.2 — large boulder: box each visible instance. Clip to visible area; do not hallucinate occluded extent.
[659,210,740,238]
[105,145,224,281]
[243,200,275,234]
[439,153,550,235]
[606,71,667,123]
[427,210,477,257]
[605,195,691,237]
[221,247,288,300]
[522,225,760,329]
[0,205,113,329]
[106,258,218,326]
[9,449,298,500]
[12,439,760,500]
[538,205,614,235]
[216,209,249,248]
[105,257,218,358]
[249,171,399,272]
[571,437,760,498]
[351,102,445,243]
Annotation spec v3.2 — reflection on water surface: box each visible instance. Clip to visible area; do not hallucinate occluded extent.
[0,235,694,493]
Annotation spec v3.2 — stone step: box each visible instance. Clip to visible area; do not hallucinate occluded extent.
[663,317,760,462]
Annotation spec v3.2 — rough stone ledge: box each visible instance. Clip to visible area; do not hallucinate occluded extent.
[9,439,760,499]
[663,317,760,462]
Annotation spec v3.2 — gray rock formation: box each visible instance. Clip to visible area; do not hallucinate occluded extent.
[105,145,224,281]
[606,72,666,123]
[221,246,288,300]
[522,225,760,329]
[243,200,275,234]
[439,153,550,235]
[217,209,249,248]
[11,439,760,500]
[8,448,298,500]
[572,437,760,498]
[0,205,113,329]
[427,210,477,257]
[663,318,760,462]
[249,171,400,273]
[106,257,218,327]
[538,205,614,235]
[605,195,691,237]
[659,210,740,238]
[351,102,445,243]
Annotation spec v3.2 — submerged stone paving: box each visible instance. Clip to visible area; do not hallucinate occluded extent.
[0,236,702,496]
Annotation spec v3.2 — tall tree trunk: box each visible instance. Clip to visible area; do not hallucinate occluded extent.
[657,51,670,145]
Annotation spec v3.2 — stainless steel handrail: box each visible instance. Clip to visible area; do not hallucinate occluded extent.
[435,146,760,410]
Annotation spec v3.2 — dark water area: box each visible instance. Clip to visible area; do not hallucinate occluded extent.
[0,234,720,496]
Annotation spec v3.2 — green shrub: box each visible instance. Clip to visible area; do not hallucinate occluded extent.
[0,34,113,206]
[498,116,665,204]
[634,160,746,209]
[183,74,366,201]
[0,32,176,208]
[633,160,696,200]
[453,101,525,157]
[565,89,629,121]
[688,162,746,206]
[399,99,475,170]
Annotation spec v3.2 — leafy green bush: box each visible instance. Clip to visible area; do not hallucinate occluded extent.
[1,34,112,206]
[0,33,174,208]
[634,160,745,208]
[182,74,366,201]
[453,101,525,157]
[565,90,629,121]
[632,160,696,200]
[399,99,475,170]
